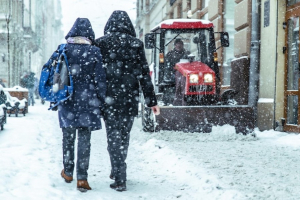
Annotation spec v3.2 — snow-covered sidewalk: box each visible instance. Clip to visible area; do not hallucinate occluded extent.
[0,101,300,200]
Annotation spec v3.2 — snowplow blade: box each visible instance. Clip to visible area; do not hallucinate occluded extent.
[155,105,255,134]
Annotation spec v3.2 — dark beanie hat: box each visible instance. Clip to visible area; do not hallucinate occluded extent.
[174,38,183,45]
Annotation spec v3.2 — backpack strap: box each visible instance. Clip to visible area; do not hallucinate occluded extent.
[48,44,74,111]
[58,44,67,54]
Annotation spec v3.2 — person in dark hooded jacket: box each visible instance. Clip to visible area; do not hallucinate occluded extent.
[95,10,160,192]
[46,18,106,192]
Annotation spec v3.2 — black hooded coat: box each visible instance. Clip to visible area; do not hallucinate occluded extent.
[95,10,157,117]
[51,18,106,130]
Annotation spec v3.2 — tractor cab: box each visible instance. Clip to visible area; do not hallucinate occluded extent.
[145,19,229,106]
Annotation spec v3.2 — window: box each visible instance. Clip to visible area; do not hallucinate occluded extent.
[170,0,177,6]
[287,0,300,7]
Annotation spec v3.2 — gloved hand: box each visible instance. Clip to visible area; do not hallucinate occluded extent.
[50,102,58,111]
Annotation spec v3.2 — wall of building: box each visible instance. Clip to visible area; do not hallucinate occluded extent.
[0,0,63,87]
[274,1,286,127]
[257,0,283,130]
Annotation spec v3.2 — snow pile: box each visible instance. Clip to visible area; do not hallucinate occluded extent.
[136,124,258,143]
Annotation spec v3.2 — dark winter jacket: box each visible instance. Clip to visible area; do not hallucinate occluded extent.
[21,72,36,89]
[164,49,190,84]
[52,18,106,130]
[95,10,157,117]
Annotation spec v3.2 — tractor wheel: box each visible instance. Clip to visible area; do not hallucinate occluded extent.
[220,89,238,105]
[141,103,155,132]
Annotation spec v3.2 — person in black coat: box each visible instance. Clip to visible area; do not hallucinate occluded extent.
[95,10,160,191]
[46,18,106,192]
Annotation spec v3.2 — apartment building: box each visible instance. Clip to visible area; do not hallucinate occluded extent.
[0,0,63,87]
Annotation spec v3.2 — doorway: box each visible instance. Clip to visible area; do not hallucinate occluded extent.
[284,3,300,132]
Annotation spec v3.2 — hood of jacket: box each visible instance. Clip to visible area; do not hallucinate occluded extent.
[104,10,136,37]
[65,18,95,43]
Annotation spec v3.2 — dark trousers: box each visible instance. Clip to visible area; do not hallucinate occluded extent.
[104,114,134,182]
[62,127,91,180]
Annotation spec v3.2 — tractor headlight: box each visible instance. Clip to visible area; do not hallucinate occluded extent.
[204,73,213,83]
[189,74,199,83]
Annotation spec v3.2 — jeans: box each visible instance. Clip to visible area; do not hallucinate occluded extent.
[62,127,91,180]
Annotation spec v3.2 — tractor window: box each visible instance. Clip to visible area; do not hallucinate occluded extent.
[154,33,160,85]
[164,30,211,65]
[162,29,212,84]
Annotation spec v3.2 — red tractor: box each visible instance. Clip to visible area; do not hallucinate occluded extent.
[142,19,254,134]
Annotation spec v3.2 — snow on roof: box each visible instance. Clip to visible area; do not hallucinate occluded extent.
[3,85,28,92]
[151,19,214,31]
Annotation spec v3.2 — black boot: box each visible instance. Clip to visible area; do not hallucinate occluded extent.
[110,181,126,192]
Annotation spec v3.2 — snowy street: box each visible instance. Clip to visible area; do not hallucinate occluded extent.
[1,101,300,200]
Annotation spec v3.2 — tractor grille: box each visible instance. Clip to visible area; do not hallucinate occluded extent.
[189,85,213,92]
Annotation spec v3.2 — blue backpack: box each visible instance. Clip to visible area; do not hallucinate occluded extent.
[39,44,74,110]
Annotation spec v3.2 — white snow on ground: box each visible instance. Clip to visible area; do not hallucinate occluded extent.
[0,101,300,200]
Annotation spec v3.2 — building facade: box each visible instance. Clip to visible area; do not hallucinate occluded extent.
[136,0,300,133]
[0,0,63,87]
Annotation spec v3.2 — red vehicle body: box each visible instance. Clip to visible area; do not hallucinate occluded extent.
[175,61,216,96]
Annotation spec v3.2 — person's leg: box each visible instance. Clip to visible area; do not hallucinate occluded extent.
[76,127,91,180]
[119,116,134,178]
[29,89,35,105]
[105,115,134,183]
[62,127,76,177]
[104,114,117,179]
[27,91,31,106]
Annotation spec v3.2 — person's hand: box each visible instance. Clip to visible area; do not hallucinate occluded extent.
[151,105,160,115]
[50,102,58,111]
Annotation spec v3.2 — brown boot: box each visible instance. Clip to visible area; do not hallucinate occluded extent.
[77,180,92,192]
[61,169,73,183]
